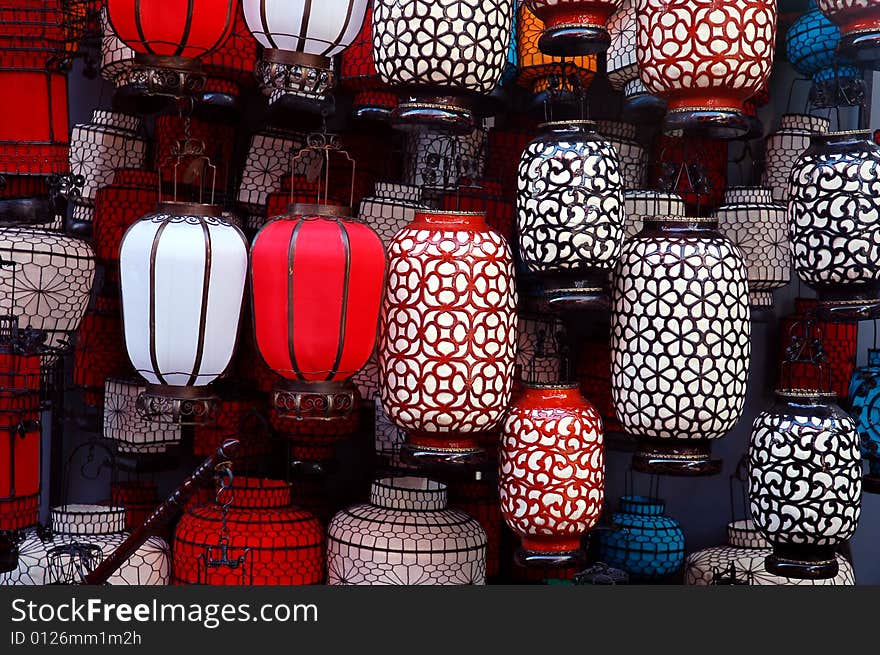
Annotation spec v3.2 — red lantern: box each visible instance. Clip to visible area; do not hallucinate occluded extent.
[108,481,158,530]
[651,135,728,215]
[173,477,324,585]
[448,478,503,579]
[73,296,129,408]
[251,206,386,420]
[153,114,234,190]
[193,394,272,459]
[202,3,258,90]
[339,3,397,121]
[92,169,159,266]
[577,335,621,434]
[524,0,622,56]
[439,182,515,242]
[636,0,777,137]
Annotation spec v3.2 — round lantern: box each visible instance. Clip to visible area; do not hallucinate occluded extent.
[685,520,855,585]
[714,187,790,310]
[523,0,622,55]
[243,0,368,103]
[103,378,182,454]
[327,477,487,585]
[611,216,751,476]
[516,121,624,310]
[358,182,427,246]
[499,383,604,566]
[0,504,169,586]
[848,350,880,493]
[606,0,665,122]
[0,228,95,358]
[762,114,830,203]
[119,203,248,424]
[749,390,862,580]
[106,0,236,95]
[339,2,397,121]
[378,210,518,466]
[250,204,386,421]
[372,0,515,133]
[788,130,880,308]
[596,495,685,581]
[816,0,880,67]
[636,0,777,137]
[623,190,685,239]
[92,169,159,266]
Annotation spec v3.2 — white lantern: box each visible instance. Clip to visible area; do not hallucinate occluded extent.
[103,378,182,454]
[358,182,427,246]
[236,130,308,226]
[0,228,96,358]
[623,190,685,239]
[762,113,830,202]
[244,0,369,101]
[119,203,248,423]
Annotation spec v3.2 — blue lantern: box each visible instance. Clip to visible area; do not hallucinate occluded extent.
[848,349,880,493]
[786,1,865,108]
[502,8,519,85]
[596,496,685,581]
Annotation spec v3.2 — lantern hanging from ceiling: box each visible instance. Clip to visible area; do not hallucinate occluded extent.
[378,210,518,467]
[523,0,622,56]
[340,2,397,121]
[714,187,790,310]
[516,120,624,311]
[816,0,880,67]
[762,114,830,202]
[848,350,880,494]
[788,130,880,309]
[749,389,861,580]
[251,198,386,421]
[636,0,777,138]
[623,190,685,239]
[500,383,604,567]
[685,520,855,585]
[327,477,487,585]
[243,0,369,104]
[611,216,751,475]
[596,495,685,581]
[106,0,236,96]
[119,202,248,424]
[173,477,324,585]
[103,378,181,454]
[372,0,515,133]
[358,182,427,247]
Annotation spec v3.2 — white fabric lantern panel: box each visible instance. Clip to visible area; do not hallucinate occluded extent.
[0,505,170,586]
[69,111,146,202]
[99,6,135,86]
[0,228,96,356]
[120,204,248,391]
[103,378,182,454]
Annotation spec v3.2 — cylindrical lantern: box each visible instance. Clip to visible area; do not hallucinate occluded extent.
[403,126,488,193]
[623,190,685,239]
[523,0,622,55]
[358,182,427,246]
[606,0,665,122]
[378,210,518,466]
[106,0,236,95]
[339,2,397,121]
[516,121,624,309]
[250,204,386,420]
[749,390,862,579]
[714,187,790,309]
[235,130,306,223]
[516,314,563,386]
[788,130,880,307]
[372,0,515,133]
[173,477,324,585]
[119,203,248,423]
[103,378,182,454]
[327,477,487,585]
[636,0,777,137]
[244,0,368,102]
[762,114,830,202]
[816,0,880,67]
[685,520,855,585]
[611,217,751,475]
[499,383,604,566]
[849,349,880,493]
[596,495,685,581]
[92,169,159,266]
[73,298,129,408]
[0,228,95,357]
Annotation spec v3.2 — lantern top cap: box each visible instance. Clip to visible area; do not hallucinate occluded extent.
[537,119,598,131]
[817,129,873,140]
[643,215,718,225]
[156,201,224,217]
[774,388,838,400]
[288,203,354,220]
[410,210,489,231]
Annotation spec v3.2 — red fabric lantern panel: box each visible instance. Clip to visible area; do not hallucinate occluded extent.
[108,481,158,530]
[439,182,515,241]
[0,2,64,53]
[250,212,386,385]
[777,298,858,401]
[92,169,159,265]
[106,0,236,59]
[173,477,324,585]
[651,135,728,215]
[0,176,47,200]
[73,296,129,408]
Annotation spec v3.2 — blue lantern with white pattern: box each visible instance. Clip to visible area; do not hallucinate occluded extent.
[848,349,880,493]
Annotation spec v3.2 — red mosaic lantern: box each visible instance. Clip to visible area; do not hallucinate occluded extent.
[153,115,235,190]
[651,135,728,215]
[439,182,515,242]
[202,3,258,92]
[72,296,129,408]
[777,299,857,401]
[339,3,397,121]
[193,394,271,459]
[448,478,503,579]
[636,0,777,137]
[577,335,621,433]
[250,206,386,421]
[173,477,324,585]
[524,0,623,56]
[108,481,158,530]
[92,169,158,267]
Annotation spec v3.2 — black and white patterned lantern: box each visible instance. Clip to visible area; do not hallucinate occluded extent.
[372,0,515,133]
[788,130,880,308]
[403,126,488,193]
[762,114,829,202]
[749,390,862,580]
[715,187,790,310]
[623,190,685,239]
[516,120,624,311]
[611,216,751,475]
